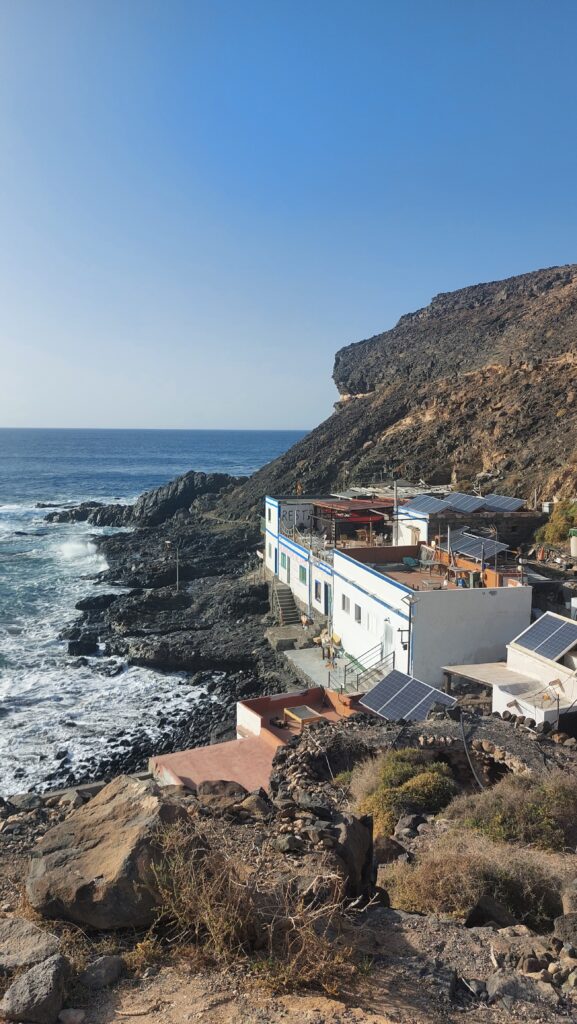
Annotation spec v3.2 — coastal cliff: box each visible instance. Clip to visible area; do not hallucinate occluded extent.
[221,264,577,514]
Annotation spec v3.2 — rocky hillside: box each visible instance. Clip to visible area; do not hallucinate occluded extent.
[222,265,577,515]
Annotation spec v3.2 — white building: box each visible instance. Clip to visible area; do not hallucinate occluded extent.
[443,611,577,725]
[264,494,532,688]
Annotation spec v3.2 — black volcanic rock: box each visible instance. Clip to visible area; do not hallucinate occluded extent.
[130,471,244,525]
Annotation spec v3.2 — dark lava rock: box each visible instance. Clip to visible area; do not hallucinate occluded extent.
[68,635,98,657]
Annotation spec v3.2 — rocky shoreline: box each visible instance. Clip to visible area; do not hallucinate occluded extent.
[34,471,294,795]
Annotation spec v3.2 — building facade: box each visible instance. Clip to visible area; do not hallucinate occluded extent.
[265,494,533,687]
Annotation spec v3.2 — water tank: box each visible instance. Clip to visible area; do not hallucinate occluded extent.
[571,535,577,558]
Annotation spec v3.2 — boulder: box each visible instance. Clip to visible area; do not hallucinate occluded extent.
[196,779,249,812]
[554,913,577,946]
[486,968,555,1008]
[332,812,373,896]
[236,793,271,818]
[394,813,424,835]
[0,918,60,971]
[9,792,42,812]
[274,835,304,853]
[58,1012,85,1024]
[67,636,98,657]
[562,879,577,915]
[78,954,123,989]
[0,954,70,1024]
[27,775,189,930]
[465,894,518,928]
[374,835,411,865]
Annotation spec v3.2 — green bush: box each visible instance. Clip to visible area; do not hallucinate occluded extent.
[354,748,457,836]
[536,500,577,544]
[446,771,577,851]
[382,829,570,933]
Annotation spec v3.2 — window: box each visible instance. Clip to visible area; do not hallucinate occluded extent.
[354,604,362,624]
[299,565,307,585]
[267,507,272,522]
[341,594,350,614]
[280,552,287,569]
[268,544,272,558]
[314,580,321,602]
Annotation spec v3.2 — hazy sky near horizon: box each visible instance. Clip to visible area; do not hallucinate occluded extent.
[0,2,576,430]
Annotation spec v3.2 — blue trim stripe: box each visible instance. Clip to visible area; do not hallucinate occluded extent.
[312,561,333,577]
[265,528,279,542]
[334,550,413,595]
[279,535,309,559]
[265,497,279,507]
[332,567,409,621]
[396,511,428,522]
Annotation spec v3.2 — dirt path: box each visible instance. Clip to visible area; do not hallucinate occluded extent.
[79,963,532,1024]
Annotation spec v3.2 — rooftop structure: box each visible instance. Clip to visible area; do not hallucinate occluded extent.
[444,611,577,725]
[150,687,363,792]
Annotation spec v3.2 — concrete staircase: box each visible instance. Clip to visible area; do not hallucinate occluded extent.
[356,658,394,691]
[272,583,301,625]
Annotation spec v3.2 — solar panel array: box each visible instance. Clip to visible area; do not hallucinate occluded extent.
[443,529,509,561]
[360,668,457,722]
[513,613,577,662]
[403,492,525,517]
[482,493,526,512]
[403,494,451,515]
[443,492,487,513]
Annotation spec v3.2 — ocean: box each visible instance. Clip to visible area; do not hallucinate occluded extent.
[0,428,305,796]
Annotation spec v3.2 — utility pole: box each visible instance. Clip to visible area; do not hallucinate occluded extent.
[165,539,182,592]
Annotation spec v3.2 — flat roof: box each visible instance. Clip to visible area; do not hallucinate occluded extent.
[443,662,576,709]
[150,736,278,793]
[313,498,394,513]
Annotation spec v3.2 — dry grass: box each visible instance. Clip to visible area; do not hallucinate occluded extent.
[445,770,577,851]
[382,828,572,932]
[151,819,355,994]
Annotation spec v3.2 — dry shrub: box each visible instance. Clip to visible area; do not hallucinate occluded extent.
[152,819,354,993]
[350,748,457,836]
[446,770,577,851]
[383,828,572,932]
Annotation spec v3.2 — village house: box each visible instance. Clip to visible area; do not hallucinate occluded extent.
[264,491,534,687]
[149,686,363,792]
[443,610,577,727]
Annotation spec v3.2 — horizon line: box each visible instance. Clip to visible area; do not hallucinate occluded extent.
[0,425,311,433]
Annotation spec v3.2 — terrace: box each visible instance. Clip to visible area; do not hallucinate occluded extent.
[346,541,527,592]
[279,497,394,555]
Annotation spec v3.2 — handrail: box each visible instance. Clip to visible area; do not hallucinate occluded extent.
[270,578,284,625]
[355,649,395,691]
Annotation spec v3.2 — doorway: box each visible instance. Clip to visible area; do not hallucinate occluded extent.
[286,557,291,584]
[323,582,332,616]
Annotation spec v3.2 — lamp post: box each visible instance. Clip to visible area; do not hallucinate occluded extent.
[165,539,182,592]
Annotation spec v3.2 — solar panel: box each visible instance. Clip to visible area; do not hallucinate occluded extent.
[535,622,577,661]
[513,614,562,652]
[443,492,487,513]
[360,669,457,722]
[404,495,451,515]
[512,613,577,662]
[482,494,526,513]
[442,529,509,561]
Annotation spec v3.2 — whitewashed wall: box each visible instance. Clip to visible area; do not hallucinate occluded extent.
[311,560,333,617]
[332,551,411,669]
[278,535,310,609]
[396,511,429,545]
[411,585,533,685]
[265,497,279,574]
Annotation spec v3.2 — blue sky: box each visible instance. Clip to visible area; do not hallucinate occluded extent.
[0,1,575,429]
